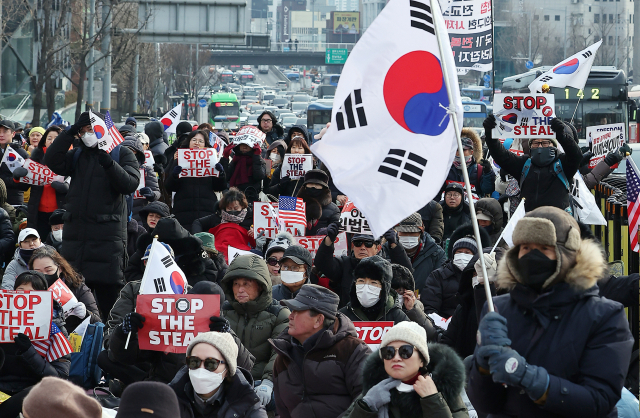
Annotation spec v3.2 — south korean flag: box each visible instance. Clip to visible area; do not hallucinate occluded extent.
[311,0,462,238]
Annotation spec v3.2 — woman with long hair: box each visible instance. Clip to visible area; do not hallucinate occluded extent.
[268,136,313,197]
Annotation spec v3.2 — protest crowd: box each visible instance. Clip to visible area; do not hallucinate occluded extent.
[0,5,639,418]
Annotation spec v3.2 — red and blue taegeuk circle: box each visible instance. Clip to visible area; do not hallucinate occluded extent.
[7,154,15,161]
[501,113,518,124]
[169,271,185,294]
[383,51,450,136]
[553,58,579,74]
[161,118,173,130]
[94,125,106,139]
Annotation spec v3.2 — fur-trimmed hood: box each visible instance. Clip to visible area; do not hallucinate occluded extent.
[461,127,483,163]
[297,184,332,206]
[361,343,466,417]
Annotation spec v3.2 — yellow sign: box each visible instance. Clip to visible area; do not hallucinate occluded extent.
[70,333,83,352]
[0,391,10,404]
[333,12,359,34]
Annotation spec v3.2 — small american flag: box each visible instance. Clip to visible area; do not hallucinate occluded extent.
[278,196,306,235]
[627,159,640,252]
[105,111,125,153]
[32,322,73,362]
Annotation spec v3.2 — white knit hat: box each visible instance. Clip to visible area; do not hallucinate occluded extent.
[186,332,238,376]
[380,321,429,364]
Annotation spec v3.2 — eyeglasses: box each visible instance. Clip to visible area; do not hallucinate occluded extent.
[380,345,416,360]
[190,138,206,145]
[530,140,552,148]
[281,265,305,272]
[186,356,226,372]
[266,257,280,266]
[445,192,461,199]
[352,240,375,248]
[261,119,273,123]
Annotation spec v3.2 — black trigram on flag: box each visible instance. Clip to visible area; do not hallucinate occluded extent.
[378,149,428,187]
[336,89,367,131]
[409,1,435,35]
[154,277,167,293]
[161,255,174,268]
[169,109,178,118]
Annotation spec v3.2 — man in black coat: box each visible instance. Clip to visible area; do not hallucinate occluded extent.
[0,120,30,204]
[258,111,284,145]
[44,111,141,316]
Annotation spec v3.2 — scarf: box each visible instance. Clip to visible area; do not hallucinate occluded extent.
[220,208,248,224]
[229,154,253,186]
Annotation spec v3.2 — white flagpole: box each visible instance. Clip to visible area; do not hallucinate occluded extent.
[429,0,494,312]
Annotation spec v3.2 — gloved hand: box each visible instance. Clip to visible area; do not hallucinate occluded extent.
[483,114,497,133]
[214,162,224,173]
[255,380,273,406]
[604,150,623,166]
[222,144,234,158]
[67,301,87,319]
[383,229,398,245]
[122,312,145,335]
[172,165,183,178]
[14,333,32,353]
[253,143,263,155]
[619,143,632,157]
[481,159,493,174]
[139,187,155,201]
[473,253,498,287]
[50,181,67,193]
[477,312,510,347]
[97,150,114,169]
[280,176,291,185]
[68,111,91,136]
[325,222,340,243]
[12,167,28,179]
[362,377,398,411]
[479,345,550,401]
[550,118,565,136]
[580,151,594,167]
[209,316,231,333]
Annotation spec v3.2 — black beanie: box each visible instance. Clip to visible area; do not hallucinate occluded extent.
[189,281,226,306]
[176,121,193,138]
[49,209,66,226]
[116,382,180,418]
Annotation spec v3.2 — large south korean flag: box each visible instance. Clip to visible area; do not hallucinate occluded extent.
[311,0,462,238]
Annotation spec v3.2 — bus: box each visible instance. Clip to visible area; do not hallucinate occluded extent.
[461,86,493,104]
[462,100,488,138]
[219,71,234,84]
[322,74,340,86]
[209,92,240,130]
[501,66,630,140]
[307,101,333,142]
[237,71,255,84]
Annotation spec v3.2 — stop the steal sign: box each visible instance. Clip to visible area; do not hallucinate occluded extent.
[492,94,556,139]
[353,321,394,350]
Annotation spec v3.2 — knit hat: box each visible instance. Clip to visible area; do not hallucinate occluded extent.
[380,321,429,364]
[23,377,102,418]
[395,212,423,233]
[119,124,136,136]
[176,121,194,139]
[29,126,46,136]
[452,237,478,255]
[186,331,238,376]
[126,116,137,126]
[116,381,180,418]
[139,201,171,220]
[460,136,474,150]
[49,209,66,226]
[265,231,295,258]
[194,232,216,253]
[142,242,174,260]
[444,182,465,196]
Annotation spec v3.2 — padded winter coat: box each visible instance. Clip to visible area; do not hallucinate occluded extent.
[420,261,463,318]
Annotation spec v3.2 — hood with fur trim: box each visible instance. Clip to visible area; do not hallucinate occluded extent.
[297,183,332,206]
[461,127,482,163]
[447,222,491,260]
[361,343,466,417]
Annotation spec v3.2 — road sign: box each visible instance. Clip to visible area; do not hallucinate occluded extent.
[198,99,208,108]
[483,74,491,82]
[525,60,534,69]
[484,81,491,88]
[325,49,348,65]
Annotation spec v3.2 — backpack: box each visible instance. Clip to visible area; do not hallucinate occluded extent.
[519,158,570,192]
[69,322,105,388]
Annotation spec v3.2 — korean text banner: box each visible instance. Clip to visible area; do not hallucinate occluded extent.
[334,12,360,34]
[0,290,53,342]
[137,294,220,353]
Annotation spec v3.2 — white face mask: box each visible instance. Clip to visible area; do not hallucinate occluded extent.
[270,153,281,163]
[189,367,225,395]
[398,236,420,249]
[397,294,404,307]
[81,132,98,148]
[280,270,305,284]
[453,253,474,271]
[52,229,63,242]
[356,284,381,308]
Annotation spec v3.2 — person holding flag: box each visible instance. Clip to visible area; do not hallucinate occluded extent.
[0,119,30,205]
[44,111,141,316]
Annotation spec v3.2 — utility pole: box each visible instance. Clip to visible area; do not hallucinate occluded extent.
[634,0,639,81]
[614,0,618,69]
[131,49,139,114]
[101,0,112,113]
[87,0,95,110]
[564,6,567,59]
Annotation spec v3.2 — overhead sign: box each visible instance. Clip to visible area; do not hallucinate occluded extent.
[492,94,556,139]
[294,233,348,258]
[325,49,348,65]
[137,294,220,353]
[586,123,625,169]
[353,321,394,350]
[177,148,220,177]
[281,154,313,179]
[0,290,53,342]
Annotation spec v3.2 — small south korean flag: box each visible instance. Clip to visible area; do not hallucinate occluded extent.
[0,147,25,172]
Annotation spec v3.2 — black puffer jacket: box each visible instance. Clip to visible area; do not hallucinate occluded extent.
[440,200,471,244]
[297,186,340,235]
[420,261,461,318]
[44,129,141,286]
[145,121,169,157]
[264,122,284,146]
[0,144,30,204]
[0,207,14,262]
[220,149,266,204]
[26,147,69,229]
[417,200,444,244]
[127,218,147,257]
[191,201,253,233]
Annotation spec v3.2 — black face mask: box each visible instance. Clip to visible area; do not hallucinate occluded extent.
[483,224,493,234]
[305,188,323,197]
[227,210,242,217]
[45,268,59,286]
[19,247,37,263]
[531,147,557,167]
[517,249,558,292]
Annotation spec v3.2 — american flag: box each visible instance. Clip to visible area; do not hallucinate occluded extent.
[278,196,306,235]
[32,322,73,362]
[627,159,640,252]
[105,111,125,153]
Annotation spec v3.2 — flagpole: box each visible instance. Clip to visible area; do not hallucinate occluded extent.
[429,0,494,312]
[125,236,158,350]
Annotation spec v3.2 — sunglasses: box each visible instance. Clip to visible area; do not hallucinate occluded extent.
[352,240,375,248]
[266,257,280,266]
[186,356,225,372]
[380,345,416,360]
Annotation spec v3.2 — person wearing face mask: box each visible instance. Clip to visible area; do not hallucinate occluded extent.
[474,198,506,248]
[170,331,266,418]
[443,128,495,198]
[338,256,409,325]
[263,232,295,285]
[390,264,438,342]
[386,213,445,293]
[271,245,312,301]
[258,110,284,146]
[296,169,341,236]
[268,137,313,197]
[165,130,226,233]
[469,207,634,418]
[1,228,50,290]
[0,120,30,205]
[220,138,267,204]
[264,139,286,182]
[44,111,141,317]
[440,183,471,244]
[483,115,582,213]
[421,223,490,318]
[29,246,101,333]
